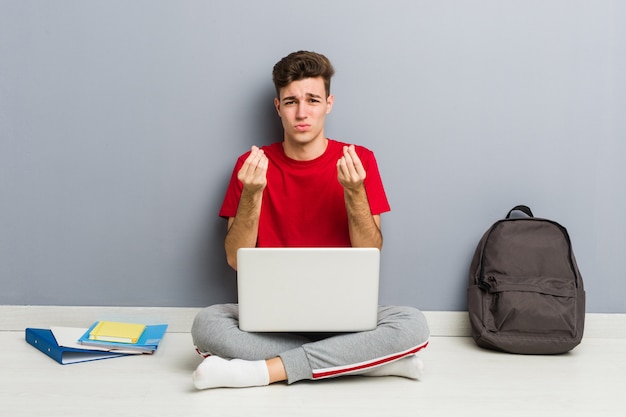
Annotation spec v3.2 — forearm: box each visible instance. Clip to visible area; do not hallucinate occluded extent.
[224,190,263,270]
[344,186,383,249]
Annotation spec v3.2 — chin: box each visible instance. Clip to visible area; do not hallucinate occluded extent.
[287,134,312,143]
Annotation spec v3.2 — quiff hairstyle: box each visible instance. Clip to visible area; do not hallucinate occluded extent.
[272,51,335,98]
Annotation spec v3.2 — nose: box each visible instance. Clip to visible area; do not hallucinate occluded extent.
[296,103,307,119]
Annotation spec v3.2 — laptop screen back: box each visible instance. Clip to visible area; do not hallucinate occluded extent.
[237,247,380,332]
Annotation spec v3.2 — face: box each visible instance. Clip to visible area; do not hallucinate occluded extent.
[274,77,334,149]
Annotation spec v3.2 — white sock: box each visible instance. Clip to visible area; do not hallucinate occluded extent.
[362,355,424,380]
[192,356,270,390]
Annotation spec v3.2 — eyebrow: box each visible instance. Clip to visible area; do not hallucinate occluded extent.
[281,93,323,102]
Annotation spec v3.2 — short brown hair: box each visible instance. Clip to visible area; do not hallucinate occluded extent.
[272,51,335,98]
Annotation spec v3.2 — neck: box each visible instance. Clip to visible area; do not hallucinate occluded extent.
[282,137,328,161]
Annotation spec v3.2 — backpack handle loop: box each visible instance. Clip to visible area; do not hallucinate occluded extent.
[506,205,534,219]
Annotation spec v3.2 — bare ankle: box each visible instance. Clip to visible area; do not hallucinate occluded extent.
[266,357,287,383]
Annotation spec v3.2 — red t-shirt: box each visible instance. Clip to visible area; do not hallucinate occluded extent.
[219,139,390,247]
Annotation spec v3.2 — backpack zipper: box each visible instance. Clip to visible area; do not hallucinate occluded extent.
[478,275,496,292]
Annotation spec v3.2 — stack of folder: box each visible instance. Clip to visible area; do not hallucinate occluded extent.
[25,321,168,364]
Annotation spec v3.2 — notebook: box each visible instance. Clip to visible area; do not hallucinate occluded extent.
[88,321,146,344]
[237,247,380,332]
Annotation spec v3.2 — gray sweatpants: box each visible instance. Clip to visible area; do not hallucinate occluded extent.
[191,304,430,384]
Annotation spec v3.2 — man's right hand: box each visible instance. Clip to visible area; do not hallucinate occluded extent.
[237,146,268,193]
[226,146,268,270]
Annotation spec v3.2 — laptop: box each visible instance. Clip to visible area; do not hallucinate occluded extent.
[237,247,380,332]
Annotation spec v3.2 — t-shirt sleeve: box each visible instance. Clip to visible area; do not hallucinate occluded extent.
[218,154,247,219]
[360,148,391,215]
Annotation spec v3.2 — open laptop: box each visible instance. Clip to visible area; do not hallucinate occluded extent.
[237,247,380,332]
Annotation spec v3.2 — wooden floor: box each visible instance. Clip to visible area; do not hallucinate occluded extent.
[2,307,625,417]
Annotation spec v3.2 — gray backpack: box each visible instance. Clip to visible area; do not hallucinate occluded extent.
[468,205,585,354]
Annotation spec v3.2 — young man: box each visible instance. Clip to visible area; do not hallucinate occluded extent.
[191,51,430,389]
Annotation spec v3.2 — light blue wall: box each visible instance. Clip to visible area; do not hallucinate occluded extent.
[1,1,624,312]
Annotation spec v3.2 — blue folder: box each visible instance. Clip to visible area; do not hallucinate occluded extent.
[25,328,128,365]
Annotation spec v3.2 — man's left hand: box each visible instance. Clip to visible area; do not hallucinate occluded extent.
[337,145,366,190]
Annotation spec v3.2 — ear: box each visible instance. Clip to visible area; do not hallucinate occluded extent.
[325,94,334,114]
[274,97,281,116]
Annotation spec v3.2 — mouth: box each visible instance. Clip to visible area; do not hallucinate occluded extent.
[295,124,310,132]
